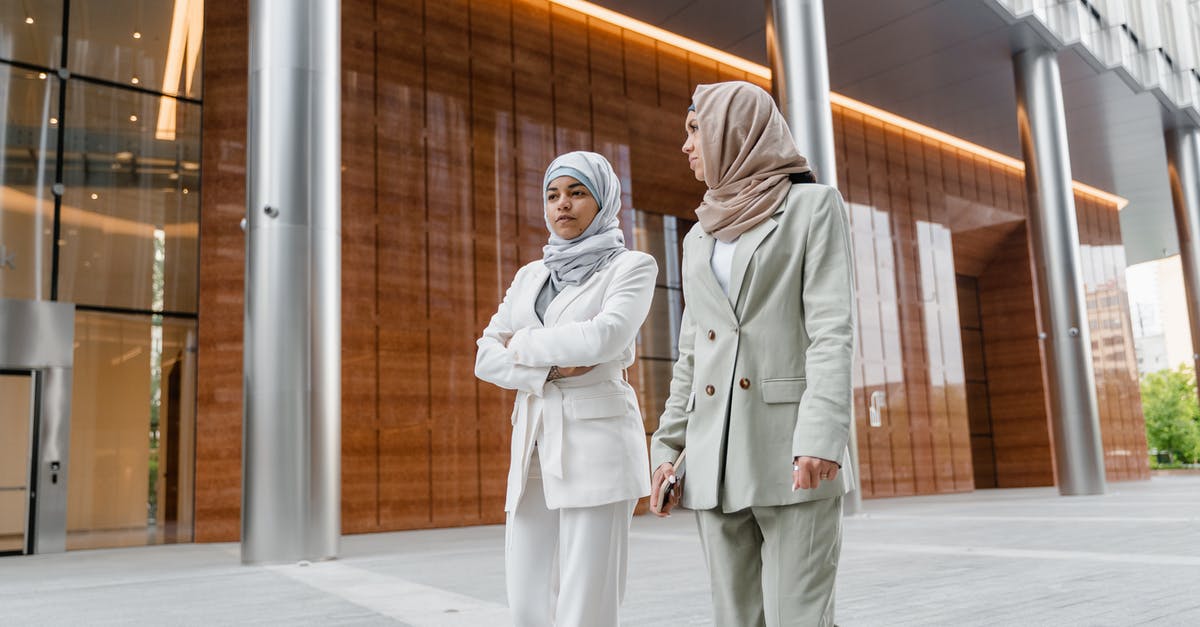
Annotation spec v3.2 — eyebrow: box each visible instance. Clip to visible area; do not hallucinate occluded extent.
[546,183,588,192]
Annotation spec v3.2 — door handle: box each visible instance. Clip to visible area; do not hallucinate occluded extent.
[868,390,886,427]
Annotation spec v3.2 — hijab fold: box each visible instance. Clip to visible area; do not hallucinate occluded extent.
[541,151,626,291]
[692,81,811,243]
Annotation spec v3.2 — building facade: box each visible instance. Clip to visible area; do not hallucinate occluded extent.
[2,0,1171,553]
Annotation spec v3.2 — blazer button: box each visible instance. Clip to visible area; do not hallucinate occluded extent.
[739,378,751,390]
[707,329,716,341]
[705,385,715,396]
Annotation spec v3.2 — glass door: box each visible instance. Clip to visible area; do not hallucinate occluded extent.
[0,372,34,555]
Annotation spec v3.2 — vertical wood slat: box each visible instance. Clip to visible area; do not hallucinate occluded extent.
[341,0,380,533]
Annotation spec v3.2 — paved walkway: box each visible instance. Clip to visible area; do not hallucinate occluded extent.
[2,475,1198,626]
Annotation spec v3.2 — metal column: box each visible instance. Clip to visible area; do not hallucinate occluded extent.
[765,0,862,515]
[1165,125,1200,395]
[765,0,837,186]
[243,0,341,564]
[1012,46,1106,495]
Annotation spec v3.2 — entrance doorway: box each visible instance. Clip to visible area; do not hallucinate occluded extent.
[0,372,36,555]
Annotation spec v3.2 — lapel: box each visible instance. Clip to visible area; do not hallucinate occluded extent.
[520,264,550,329]
[689,230,738,323]
[543,270,592,327]
[727,215,779,311]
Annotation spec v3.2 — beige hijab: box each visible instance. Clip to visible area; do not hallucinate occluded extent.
[692,81,811,243]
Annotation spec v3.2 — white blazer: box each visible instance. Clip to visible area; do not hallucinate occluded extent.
[476,250,658,511]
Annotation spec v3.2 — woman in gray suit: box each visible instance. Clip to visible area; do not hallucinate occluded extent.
[649,81,856,627]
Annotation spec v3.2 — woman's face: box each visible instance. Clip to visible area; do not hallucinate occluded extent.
[545,175,600,240]
[682,110,705,182]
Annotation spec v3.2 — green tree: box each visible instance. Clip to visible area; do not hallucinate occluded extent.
[1141,364,1200,464]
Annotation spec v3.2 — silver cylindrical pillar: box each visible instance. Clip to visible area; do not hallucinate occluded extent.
[244,0,341,564]
[1166,126,1200,392]
[1012,46,1106,496]
[765,0,862,515]
[765,0,837,186]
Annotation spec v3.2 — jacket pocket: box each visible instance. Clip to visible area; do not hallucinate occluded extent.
[761,377,806,404]
[571,392,628,420]
[685,391,696,413]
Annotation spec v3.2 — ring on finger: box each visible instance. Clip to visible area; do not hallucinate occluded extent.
[793,464,800,471]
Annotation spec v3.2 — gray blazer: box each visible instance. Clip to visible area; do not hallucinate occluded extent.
[651,184,856,512]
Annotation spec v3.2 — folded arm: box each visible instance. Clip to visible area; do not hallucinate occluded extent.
[506,254,658,368]
[475,268,552,397]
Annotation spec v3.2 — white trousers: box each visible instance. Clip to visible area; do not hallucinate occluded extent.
[505,451,636,627]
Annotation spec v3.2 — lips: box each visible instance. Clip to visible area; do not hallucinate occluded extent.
[556,215,574,223]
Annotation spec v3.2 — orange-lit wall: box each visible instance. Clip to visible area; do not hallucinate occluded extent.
[197,0,1148,540]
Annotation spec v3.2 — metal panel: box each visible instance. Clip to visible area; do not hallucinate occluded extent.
[0,299,74,369]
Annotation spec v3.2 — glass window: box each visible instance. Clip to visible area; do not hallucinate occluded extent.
[0,68,58,301]
[67,0,203,98]
[67,311,197,549]
[57,80,199,313]
[0,1,64,69]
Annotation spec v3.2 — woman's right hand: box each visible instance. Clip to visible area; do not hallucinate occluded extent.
[650,462,679,517]
[557,365,595,377]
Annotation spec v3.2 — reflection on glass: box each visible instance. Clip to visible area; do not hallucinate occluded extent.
[57,80,199,312]
[67,0,203,99]
[67,311,196,550]
[0,69,58,300]
[0,374,33,554]
[0,2,63,68]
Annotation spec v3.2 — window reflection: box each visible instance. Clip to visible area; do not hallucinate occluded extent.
[57,80,199,312]
[0,68,58,300]
[67,0,203,98]
[631,210,691,430]
[0,1,64,68]
[67,311,196,549]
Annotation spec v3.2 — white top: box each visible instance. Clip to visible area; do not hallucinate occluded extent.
[710,238,737,297]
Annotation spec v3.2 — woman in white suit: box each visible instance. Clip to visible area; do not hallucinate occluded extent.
[475,150,657,627]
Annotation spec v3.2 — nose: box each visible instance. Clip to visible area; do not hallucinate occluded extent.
[682,138,691,154]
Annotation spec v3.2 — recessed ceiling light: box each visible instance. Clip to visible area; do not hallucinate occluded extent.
[25,17,34,25]
[37,72,46,80]
[131,77,140,85]
[49,117,57,125]
[130,114,138,122]
[133,31,142,39]
[90,193,99,200]
[182,188,189,195]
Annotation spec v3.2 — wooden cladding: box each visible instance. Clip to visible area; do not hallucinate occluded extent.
[197,0,1150,541]
[833,104,1148,496]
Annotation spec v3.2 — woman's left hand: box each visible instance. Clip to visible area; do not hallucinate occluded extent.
[792,456,839,491]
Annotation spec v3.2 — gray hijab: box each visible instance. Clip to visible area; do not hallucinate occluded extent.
[541,151,626,291]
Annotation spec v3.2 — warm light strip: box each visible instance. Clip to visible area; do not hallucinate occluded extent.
[548,0,1129,210]
[548,0,771,79]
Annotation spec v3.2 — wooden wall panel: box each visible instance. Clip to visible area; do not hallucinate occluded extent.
[341,0,380,534]
[197,0,1152,541]
[196,0,247,542]
[979,225,1056,487]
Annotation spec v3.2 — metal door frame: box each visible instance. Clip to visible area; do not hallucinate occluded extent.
[0,299,74,554]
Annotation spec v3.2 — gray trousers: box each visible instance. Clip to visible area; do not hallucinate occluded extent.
[695,496,842,627]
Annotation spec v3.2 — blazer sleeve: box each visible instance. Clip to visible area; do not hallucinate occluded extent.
[650,303,696,470]
[793,187,856,462]
[475,267,552,397]
[505,253,658,368]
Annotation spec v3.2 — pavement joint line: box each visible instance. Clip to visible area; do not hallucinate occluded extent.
[266,559,513,626]
[852,514,1200,523]
[852,542,1200,566]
